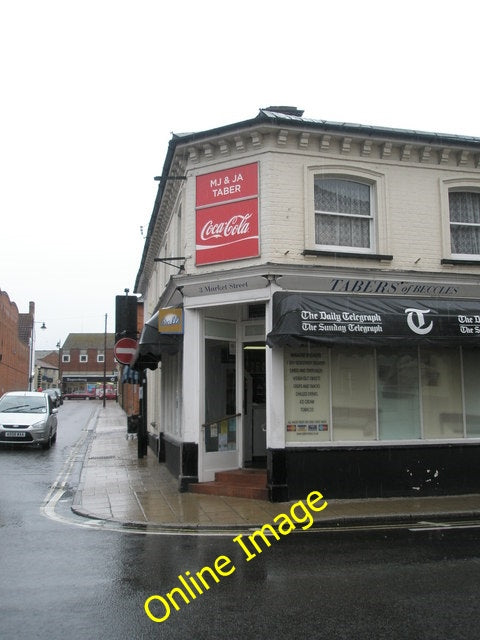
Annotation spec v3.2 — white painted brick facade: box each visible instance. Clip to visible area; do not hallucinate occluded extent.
[133,111,480,496]
[165,141,480,283]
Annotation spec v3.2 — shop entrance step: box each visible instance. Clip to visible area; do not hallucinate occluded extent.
[189,468,268,500]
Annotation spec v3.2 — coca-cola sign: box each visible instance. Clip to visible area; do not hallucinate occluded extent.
[196,163,259,265]
[200,213,253,242]
[196,201,259,265]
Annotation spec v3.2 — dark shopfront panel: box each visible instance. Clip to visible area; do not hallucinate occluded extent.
[266,292,480,501]
[268,443,480,500]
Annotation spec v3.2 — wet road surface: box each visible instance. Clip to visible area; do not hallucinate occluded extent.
[1,401,480,639]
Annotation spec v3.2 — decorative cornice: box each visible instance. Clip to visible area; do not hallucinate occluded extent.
[439,148,450,164]
[277,129,288,146]
[298,132,310,149]
[420,146,432,163]
[181,124,480,171]
[234,135,245,152]
[319,135,331,151]
[340,137,352,154]
[381,142,392,159]
[401,144,412,161]
[250,131,263,148]
[361,140,373,157]
[203,143,214,160]
[188,146,199,163]
[218,139,230,155]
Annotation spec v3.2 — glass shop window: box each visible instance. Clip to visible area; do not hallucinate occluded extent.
[421,348,463,439]
[376,348,421,440]
[331,347,376,441]
[463,350,480,436]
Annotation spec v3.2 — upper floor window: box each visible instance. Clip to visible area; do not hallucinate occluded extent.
[449,190,480,257]
[62,354,70,363]
[314,178,373,252]
[79,352,88,363]
[97,353,105,363]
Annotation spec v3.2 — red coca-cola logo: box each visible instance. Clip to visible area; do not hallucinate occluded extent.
[200,213,252,243]
[196,201,259,265]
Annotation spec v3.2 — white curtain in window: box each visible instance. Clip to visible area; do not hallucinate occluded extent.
[315,178,371,248]
[316,214,370,247]
[315,179,370,215]
[449,191,480,254]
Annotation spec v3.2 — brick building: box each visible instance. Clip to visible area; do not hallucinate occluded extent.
[132,106,480,501]
[0,291,34,394]
[61,333,118,398]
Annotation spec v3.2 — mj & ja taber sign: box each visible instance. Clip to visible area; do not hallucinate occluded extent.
[195,162,259,265]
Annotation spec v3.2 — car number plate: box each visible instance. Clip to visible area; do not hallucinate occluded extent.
[5,431,26,438]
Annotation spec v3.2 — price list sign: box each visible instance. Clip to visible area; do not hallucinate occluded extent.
[284,346,330,443]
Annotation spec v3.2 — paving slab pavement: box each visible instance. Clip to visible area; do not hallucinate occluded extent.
[71,403,480,531]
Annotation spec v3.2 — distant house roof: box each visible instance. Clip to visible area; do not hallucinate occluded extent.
[63,333,115,350]
[35,357,58,371]
[36,350,55,360]
[35,350,59,368]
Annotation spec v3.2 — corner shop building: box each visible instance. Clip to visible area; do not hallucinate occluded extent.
[133,107,480,501]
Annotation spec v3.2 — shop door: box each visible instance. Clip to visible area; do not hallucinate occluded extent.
[243,343,266,467]
[202,325,241,480]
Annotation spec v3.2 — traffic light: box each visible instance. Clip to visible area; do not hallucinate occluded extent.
[115,295,138,341]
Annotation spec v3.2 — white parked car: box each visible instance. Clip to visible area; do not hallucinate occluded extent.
[0,391,58,449]
[44,388,61,408]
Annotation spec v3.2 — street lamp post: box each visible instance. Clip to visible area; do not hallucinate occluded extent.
[29,321,47,390]
[103,313,107,408]
[56,340,62,391]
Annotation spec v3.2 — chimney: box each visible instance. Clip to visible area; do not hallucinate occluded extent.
[262,106,304,117]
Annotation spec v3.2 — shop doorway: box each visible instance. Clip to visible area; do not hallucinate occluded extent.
[200,314,266,482]
[243,343,266,468]
[202,336,240,478]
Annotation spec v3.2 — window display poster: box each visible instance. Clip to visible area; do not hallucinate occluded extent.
[205,417,237,452]
[284,346,330,443]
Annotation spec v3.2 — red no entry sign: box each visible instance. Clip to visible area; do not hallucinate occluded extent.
[114,337,138,365]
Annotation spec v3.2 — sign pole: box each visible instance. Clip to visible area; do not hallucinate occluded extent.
[103,313,107,408]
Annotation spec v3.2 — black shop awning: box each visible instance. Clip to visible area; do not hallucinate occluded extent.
[267,292,480,348]
[131,311,182,371]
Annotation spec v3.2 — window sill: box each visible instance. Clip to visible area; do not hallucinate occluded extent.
[303,249,393,261]
[441,258,480,265]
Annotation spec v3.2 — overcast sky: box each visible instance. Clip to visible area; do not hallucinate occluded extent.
[1,0,479,350]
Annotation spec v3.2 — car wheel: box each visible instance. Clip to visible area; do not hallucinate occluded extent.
[42,433,52,450]
[51,431,57,444]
